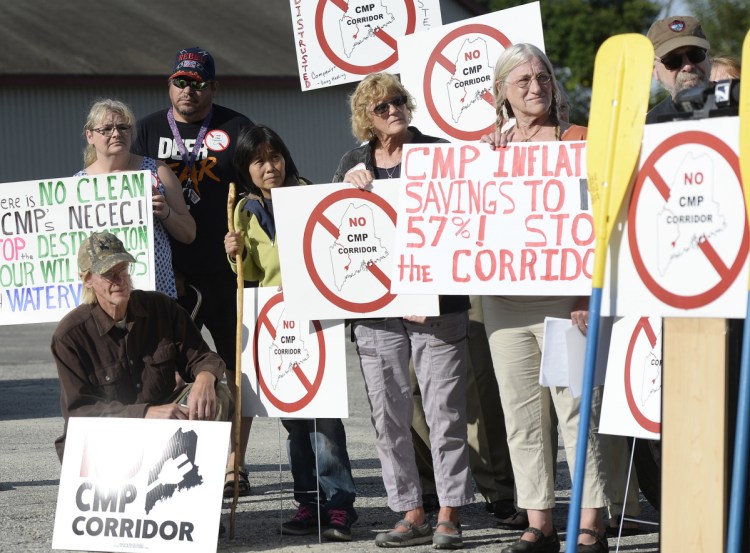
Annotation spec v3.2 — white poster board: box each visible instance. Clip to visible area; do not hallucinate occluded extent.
[0,172,156,325]
[398,2,544,141]
[240,288,348,418]
[599,316,662,440]
[53,417,229,552]
[289,0,442,91]
[603,117,748,318]
[391,141,593,294]
[274,181,439,319]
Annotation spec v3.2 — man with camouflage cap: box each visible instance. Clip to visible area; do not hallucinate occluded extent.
[646,15,712,123]
[52,231,226,460]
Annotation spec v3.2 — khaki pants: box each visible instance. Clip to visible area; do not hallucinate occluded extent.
[483,295,607,510]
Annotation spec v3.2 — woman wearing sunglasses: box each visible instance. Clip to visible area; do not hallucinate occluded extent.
[77,99,195,298]
[333,72,472,550]
[480,44,608,553]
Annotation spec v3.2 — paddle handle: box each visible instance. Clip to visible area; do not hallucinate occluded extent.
[564,287,602,553]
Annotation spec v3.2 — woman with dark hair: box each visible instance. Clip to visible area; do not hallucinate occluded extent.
[225,125,358,541]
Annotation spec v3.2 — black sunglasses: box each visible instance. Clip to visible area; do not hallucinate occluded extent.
[658,48,707,71]
[171,78,211,91]
[372,95,408,116]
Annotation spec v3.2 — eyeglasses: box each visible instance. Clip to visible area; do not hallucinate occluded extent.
[505,73,552,89]
[658,48,707,71]
[98,265,130,283]
[171,78,211,91]
[92,124,132,137]
[372,95,408,116]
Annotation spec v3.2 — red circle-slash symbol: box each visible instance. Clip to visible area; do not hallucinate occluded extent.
[423,24,512,140]
[303,188,397,313]
[623,317,661,434]
[315,0,416,75]
[628,131,748,308]
[254,292,326,413]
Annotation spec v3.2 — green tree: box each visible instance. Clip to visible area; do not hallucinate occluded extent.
[486,0,661,122]
[685,0,750,58]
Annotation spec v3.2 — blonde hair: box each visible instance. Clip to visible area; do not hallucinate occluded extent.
[348,72,415,142]
[492,44,560,127]
[82,99,136,167]
[710,55,741,80]
[79,270,97,304]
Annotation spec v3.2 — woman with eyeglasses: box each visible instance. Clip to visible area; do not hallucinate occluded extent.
[480,44,608,553]
[77,99,195,298]
[333,72,472,550]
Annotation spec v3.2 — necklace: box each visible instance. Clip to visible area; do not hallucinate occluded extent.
[516,124,544,142]
[383,163,401,179]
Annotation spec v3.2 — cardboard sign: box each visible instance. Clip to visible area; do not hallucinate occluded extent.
[391,141,593,294]
[398,2,544,141]
[241,288,348,418]
[53,417,230,552]
[289,0,442,91]
[0,172,156,325]
[599,316,662,440]
[273,181,438,319]
[603,117,749,317]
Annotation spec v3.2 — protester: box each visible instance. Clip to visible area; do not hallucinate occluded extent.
[333,72,472,550]
[77,99,194,298]
[131,47,255,496]
[710,54,741,80]
[481,44,609,553]
[224,125,358,541]
[52,232,227,461]
[646,16,711,123]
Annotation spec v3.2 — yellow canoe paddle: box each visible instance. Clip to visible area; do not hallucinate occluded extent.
[727,28,750,553]
[565,34,653,553]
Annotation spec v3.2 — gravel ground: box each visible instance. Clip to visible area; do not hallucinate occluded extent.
[0,323,660,552]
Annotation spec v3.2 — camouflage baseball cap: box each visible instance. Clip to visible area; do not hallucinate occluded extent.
[78,232,136,274]
[647,16,710,58]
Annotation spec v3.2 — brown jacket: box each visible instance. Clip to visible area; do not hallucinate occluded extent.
[51,290,225,460]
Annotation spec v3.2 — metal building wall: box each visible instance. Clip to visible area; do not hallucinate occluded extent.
[0,82,357,185]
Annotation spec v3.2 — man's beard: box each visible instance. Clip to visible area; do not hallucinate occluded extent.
[672,69,708,96]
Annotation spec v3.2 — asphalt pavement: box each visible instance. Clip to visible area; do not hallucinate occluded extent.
[0,322,660,552]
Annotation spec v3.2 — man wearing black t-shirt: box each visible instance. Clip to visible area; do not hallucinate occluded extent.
[132,47,254,491]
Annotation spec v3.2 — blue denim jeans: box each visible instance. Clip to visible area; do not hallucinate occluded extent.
[281,418,357,517]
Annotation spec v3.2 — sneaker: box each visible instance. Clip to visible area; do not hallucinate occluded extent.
[322,508,357,542]
[280,504,321,536]
[375,519,433,547]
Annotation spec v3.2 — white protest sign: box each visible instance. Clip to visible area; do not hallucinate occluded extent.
[241,288,348,418]
[599,316,662,440]
[274,181,439,319]
[53,417,229,552]
[0,172,155,325]
[391,141,593,294]
[398,2,544,141]
[289,0,442,91]
[602,117,748,317]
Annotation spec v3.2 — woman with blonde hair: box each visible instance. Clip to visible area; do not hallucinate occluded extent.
[77,99,194,298]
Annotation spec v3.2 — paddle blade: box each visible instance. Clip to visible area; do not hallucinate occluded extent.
[740,29,750,281]
[587,34,654,246]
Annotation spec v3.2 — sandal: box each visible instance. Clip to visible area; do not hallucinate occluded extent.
[223,468,251,498]
[606,515,640,537]
[433,520,463,550]
[577,528,609,553]
[375,519,433,547]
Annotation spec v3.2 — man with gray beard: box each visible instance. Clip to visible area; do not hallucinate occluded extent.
[646,16,711,123]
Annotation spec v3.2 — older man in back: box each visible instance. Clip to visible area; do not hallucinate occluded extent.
[646,15,712,123]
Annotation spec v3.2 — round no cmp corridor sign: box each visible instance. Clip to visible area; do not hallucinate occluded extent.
[627,131,748,309]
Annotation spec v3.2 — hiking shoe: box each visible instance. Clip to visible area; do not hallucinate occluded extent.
[322,508,357,542]
[375,519,433,547]
[280,504,321,535]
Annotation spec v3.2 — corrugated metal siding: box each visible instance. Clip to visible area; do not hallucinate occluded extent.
[1,83,358,185]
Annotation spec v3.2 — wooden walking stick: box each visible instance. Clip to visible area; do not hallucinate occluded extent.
[227,182,243,539]
[565,34,652,553]
[727,27,750,553]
